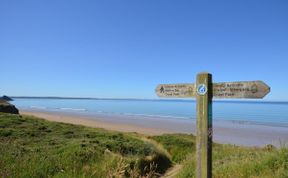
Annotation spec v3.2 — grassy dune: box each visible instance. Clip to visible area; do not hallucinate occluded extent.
[0,113,171,178]
[0,113,287,178]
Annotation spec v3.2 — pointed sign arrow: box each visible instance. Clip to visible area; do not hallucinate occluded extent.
[213,80,270,99]
[155,83,195,98]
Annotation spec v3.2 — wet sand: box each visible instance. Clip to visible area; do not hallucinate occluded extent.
[21,110,288,147]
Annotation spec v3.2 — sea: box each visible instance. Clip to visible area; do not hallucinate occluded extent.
[11,98,288,127]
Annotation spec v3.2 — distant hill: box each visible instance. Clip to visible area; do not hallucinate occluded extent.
[1,95,13,101]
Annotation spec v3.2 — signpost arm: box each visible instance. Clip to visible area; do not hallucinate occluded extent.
[196,73,213,178]
[155,73,270,178]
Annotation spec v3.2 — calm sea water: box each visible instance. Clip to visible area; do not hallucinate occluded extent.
[11,98,288,126]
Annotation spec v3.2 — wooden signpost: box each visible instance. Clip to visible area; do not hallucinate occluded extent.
[155,72,270,178]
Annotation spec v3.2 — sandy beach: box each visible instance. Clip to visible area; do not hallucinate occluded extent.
[21,110,288,147]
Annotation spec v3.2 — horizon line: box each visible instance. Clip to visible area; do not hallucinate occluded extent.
[9,96,288,103]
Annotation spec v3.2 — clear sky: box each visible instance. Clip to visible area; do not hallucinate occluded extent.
[1,0,287,100]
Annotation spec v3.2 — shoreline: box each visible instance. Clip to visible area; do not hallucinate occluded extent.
[20,109,288,147]
[20,111,175,136]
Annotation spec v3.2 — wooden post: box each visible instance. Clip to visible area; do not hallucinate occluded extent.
[196,73,212,178]
[155,73,270,178]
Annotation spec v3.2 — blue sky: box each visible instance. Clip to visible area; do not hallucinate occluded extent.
[0,0,287,100]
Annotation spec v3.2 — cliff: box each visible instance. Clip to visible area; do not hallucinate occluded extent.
[0,100,19,114]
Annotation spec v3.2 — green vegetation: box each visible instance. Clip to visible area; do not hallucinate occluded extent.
[0,99,9,104]
[150,134,288,178]
[1,112,287,177]
[151,134,196,163]
[0,113,171,178]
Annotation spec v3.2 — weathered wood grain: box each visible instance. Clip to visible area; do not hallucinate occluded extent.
[196,73,212,178]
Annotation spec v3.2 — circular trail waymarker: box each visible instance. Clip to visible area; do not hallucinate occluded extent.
[197,84,207,95]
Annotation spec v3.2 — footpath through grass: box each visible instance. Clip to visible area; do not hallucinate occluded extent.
[151,134,288,178]
[0,112,287,178]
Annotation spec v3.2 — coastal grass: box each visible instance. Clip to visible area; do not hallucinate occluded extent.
[151,134,288,178]
[0,113,171,178]
[1,112,287,178]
